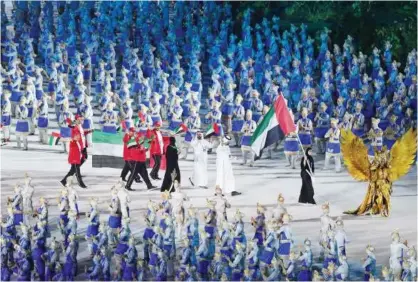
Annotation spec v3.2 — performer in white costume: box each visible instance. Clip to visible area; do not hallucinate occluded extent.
[216,135,241,196]
[189,131,211,188]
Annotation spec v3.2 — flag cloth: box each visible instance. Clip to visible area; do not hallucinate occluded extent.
[251,95,296,156]
[92,130,153,168]
[92,131,125,168]
[173,123,188,135]
[204,123,221,138]
[48,132,61,146]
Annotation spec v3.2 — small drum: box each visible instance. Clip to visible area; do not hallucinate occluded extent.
[184,131,195,142]
[252,113,262,123]
[91,53,98,65]
[222,104,234,116]
[11,91,22,102]
[151,116,161,125]
[16,120,29,133]
[352,128,364,138]
[298,133,312,146]
[241,135,252,146]
[191,83,201,92]
[232,120,244,132]
[83,69,91,80]
[82,119,92,130]
[142,101,150,108]
[108,215,122,229]
[60,127,72,138]
[48,82,56,92]
[326,142,341,154]
[37,117,49,128]
[27,107,34,118]
[95,83,102,94]
[103,125,117,134]
[169,120,182,131]
[36,90,44,100]
[314,127,328,139]
[243,100,252,110]
[284,139,299,153]
[2,115,11,126]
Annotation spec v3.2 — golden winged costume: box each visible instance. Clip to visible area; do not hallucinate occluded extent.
[340,128,417,217]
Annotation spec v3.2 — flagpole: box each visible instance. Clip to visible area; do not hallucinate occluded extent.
[296,133,315,179]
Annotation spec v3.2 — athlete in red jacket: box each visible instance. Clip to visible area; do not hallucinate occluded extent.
[61,115,87,188]
[120,128,141,183]
[147,121,164,180]
[125,132,156,191]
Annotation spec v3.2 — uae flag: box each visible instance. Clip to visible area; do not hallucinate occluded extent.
[49,132,61,146]
[251,95,296,156]
[204,123,221,138]
[92,131,125,168]
[173,123,188,135]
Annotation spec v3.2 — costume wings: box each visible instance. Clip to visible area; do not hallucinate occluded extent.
[340,128,417,182]
[340,129,370,181]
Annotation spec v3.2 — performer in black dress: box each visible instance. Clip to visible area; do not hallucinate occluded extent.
[298,147,316,204]
[161,137,181,192]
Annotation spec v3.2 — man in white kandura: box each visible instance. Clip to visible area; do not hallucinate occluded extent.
[216,135,241,196]
[189,131,212,189]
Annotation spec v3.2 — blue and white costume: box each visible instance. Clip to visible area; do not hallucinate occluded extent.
[15,97,30,150]
[1,91,12,142]
[297,108,313,148]
[100,102,118,134]
[37,94,49,144]
[241,111,257,166]
[324,119,341,172]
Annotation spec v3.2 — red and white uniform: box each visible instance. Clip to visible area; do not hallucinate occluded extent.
[147,129,164,156]
[68,126,84,164]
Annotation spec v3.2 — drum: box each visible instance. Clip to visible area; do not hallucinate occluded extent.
[60,127,72,138]
[37,117,49,128]
[241,135,252,146]
[16,120,29,133]
[103,125,117,134]
[232,120,244,132]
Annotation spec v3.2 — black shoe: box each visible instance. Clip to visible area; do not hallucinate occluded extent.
[231,191,242,196]
[150,174,156,180]
[199,186,208,189]
[189,177,195,187]
[60,179,67,187]
[79,183,87,189]
[135,178,142,183]
[155,176,161,180]
[147,185,158,190]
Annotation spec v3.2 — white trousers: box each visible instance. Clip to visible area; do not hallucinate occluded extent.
[39,128,48,144]
[324,153,341,172]
[242,147,254,165]
[2,125,10,140]
[316,138,326,154]
[16,135,28,150]
[285,154,297,169]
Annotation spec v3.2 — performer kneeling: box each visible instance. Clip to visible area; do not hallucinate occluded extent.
[60,115,87,188]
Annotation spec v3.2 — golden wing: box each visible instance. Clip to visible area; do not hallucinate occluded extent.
[388,128,417,182]
[340,129,370,181]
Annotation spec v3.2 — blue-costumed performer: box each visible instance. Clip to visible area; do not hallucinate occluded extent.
[314,102,330,154]
[297,108,313,150]
[383,114,400,150]
[323,118,342,173]
[366,118,384,160]
[352,102,365,137]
